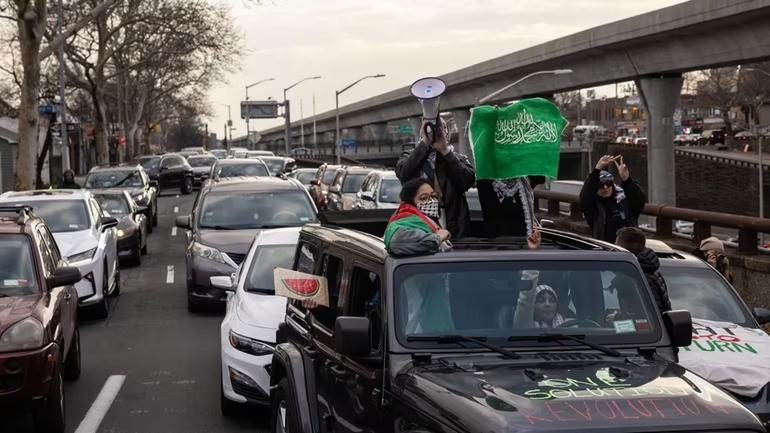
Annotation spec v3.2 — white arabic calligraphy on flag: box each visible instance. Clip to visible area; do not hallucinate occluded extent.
[494,109,559,146]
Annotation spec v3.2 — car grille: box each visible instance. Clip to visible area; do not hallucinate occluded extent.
[231,381,268,402]
[225,252,246,266]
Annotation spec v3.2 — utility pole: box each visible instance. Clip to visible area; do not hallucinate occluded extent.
[224,123,228,151]
[300,99,305,147]
[204,123,209,150]
[313,94,317,149]
[57,0,69,172]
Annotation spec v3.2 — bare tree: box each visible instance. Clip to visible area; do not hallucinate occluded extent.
[694,66,742,134]
[739,62,770,128]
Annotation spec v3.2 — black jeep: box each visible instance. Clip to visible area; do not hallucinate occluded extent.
[268,210,766,433]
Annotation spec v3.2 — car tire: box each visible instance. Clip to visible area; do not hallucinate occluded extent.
[220,377,240,417]
[271,377,298,433]
[152,201,158,227]
[94,266,110,319]
[187,293,201,313]
[32,358,65,433]
[133,239,142,267]
[181,177,193,195]
[63,326,82,381]
[147,210,154,234]
[141,235,148,255]
[112,263,121,296]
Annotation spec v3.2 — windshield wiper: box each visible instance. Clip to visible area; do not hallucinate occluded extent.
[508,333,622,358]
[244,288,274,294]
[113,174,134,187]
[407,335,520,360]
[199,225,239,230]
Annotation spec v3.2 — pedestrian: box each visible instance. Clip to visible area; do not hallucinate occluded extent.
[614,227,672,317]
[384,178,452,256]
[395,118,475,239]
[579,155,646,243]
[58,170,82,189]
[694,237,733,283]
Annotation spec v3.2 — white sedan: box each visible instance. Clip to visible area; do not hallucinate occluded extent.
[210,227,301,416]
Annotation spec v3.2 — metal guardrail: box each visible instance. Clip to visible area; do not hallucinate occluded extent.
[534,189,770,254]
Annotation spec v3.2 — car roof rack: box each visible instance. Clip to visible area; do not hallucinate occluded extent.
[0,205,35,225]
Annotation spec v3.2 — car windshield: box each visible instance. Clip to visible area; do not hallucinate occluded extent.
[94,194,130,216]
[658,265,754,327]
[6,200,90,232]
[189,157,216,167]
[342,173,368,193]
[379,179,401,203]
[244,244,297,292]
[198,191,317,229]
[0,234,38,295]
[215,163,269,178]
[210,150,227,158]
[137,157,160,169]
[295,171,315,184]
[85,171,144,188]
[394,260,659,347]
[466,190,481,211]
[261,159,285,176]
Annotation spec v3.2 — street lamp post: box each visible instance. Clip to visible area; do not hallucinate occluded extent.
[476,69,573,106]
[213,102,232,150]
[335,74,386,165]
[284,76,322,155]
[245,78,275,148]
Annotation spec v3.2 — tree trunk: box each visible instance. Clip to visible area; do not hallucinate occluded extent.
[90,87,109,165]
[15,16,43,191]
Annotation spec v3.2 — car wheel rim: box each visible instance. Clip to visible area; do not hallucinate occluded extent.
[277,400,287,433]
[58,369,64,417]
[75,330,81,369]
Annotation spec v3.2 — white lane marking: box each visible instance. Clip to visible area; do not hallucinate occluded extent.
[171,226,177,236]
[173,379,195,385]
[173,206,179,213]
[74,375,126,433]
[166,265,174,284]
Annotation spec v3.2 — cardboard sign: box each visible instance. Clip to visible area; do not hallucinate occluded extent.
[678,318,770,397]
[274,268,329,307]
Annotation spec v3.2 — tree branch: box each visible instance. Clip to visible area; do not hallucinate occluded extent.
[38,0,120,61]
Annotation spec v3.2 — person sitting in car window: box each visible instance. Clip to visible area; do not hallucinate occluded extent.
[384,178,452,256]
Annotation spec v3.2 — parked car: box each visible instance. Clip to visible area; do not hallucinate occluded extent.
[0,189,120,319]
[290,168,316,190]
[227,147,249,159]
[246,150,275,158]
[308,163,341,210]
[213,227,301,415]
[91,189,149,266]
[136,153,194,195]
[187,154,218,188]
[203,158,271,187]
[83,163,159,232]
[210,149,228,159]
[181,147,207,154]
[175,176,317,312]
[0,206,83,433]
[258,156,297,176]
[350,169,401,210]
[325,166,373,211]
[269,212,764,433]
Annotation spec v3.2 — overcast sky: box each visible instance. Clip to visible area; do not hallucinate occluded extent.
[208,0,688,139]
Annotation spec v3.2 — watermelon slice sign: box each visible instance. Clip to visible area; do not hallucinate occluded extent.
[282,278,320,297]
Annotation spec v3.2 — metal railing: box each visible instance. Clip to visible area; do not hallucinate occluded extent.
[534,189,770,254]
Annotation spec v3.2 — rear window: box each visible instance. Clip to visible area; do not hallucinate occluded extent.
[342,173,368,193]
[215,163,269,178]
[85,171,144,188]
[379,179,401,203]
[295,171,315,184]
[0,234,38,295]
[322,170,337,185]
[189,157,216,167]
[137,157,160,169]
[94,194,130,216]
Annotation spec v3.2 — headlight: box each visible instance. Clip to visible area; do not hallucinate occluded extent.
[68,247,97,263]
[117,227,136,238]
[0,317,45,353]
[191,242,225,264]
[229,330,274,356]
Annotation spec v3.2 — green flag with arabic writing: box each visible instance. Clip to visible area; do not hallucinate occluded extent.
[469,98,567,180]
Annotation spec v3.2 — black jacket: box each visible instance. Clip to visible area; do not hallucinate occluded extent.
[579,168,647,242]
[396,142,476,238]
[636,248,672,314]
[477,176,546,237]
[58,181,81,189]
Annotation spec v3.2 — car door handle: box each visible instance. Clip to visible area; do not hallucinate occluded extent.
[327,364,347,381]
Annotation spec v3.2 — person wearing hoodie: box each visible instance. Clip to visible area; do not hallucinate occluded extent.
[384,178,452,256]
[694,236,733,283]
[614,227,672,317]
[58,170,82,189]
[579,155,647,243]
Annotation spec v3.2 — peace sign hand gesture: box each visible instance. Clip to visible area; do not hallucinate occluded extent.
[595,155,617,170]
[614,155,630,181]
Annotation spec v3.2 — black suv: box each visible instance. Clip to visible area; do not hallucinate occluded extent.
[83,164,159,232]
[269,209,765,433]
[135,153,195,195]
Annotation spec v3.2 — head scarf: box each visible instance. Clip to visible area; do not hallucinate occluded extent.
[700,236,724,252]
[419,117,453,169]
[599,170,626,203]
[534,285,564,328]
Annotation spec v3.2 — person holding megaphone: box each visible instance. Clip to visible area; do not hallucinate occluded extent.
[397,78,476,239]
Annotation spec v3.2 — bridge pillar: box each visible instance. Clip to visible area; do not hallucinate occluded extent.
[452,109,474,166]
[410,118,422,144]
[637,75,683,206]
[369,123,388,143]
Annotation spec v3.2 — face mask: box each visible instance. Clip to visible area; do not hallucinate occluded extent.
[417,198,440,219]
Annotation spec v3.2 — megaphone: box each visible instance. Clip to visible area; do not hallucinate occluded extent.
[410,77,446,144]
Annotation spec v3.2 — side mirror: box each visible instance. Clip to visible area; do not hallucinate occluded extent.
[136,205,148,215]
[753,307,770,325]
[310,179,320,186]
[149,180,159,188]
[102,216,119,230]
[360,191,375,202]
[662,310,692,348]
[175,215,191,230]
[329,186,340,194]
[210,275,235,292]
[48,266,82,289]
[333,316,371,357]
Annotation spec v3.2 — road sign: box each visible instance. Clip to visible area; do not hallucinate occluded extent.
[240,100,280,119]
[397,125,413,134]
[39,105,56,114]
[51,123,76,132]
[341,139,357,147]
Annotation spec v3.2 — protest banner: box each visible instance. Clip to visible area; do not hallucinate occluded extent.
[274,268,329,307]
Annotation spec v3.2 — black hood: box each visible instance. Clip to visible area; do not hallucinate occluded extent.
[394,356,760,433]
[636,248,660,273]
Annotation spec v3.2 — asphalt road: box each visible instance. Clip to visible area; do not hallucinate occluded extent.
[9,191,268,433]
[679,145,770,166]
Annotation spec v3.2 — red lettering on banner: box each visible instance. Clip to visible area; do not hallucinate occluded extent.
[521,407,553,425]
[627,400,653,417]
[691,334,740,342]
[680,398,700,415]
[594,400,617,419]
[565,402,592,421]
[669,400,686,416]
[546,402,575,421]
[642,399,667,418]
[701,401,730,415]
[611,400,640,419]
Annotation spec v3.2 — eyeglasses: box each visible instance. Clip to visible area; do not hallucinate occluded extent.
[599,181,614,189]
[418,193,439,201]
